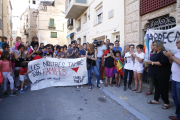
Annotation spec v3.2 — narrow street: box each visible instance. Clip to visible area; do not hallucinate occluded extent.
[0,84,138,120]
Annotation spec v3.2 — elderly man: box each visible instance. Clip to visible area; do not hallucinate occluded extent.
[164,37,180,120]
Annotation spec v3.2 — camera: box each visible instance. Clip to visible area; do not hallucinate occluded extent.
[93,39,101,49]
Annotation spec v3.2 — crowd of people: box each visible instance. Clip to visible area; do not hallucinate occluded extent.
[0,35,179,120]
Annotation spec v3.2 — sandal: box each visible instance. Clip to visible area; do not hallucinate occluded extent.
[147,100,159,104]
[146,92,152,95]
[109,83,113,87]
[136,90,142,93]
[104,84,108,87]
[162,104,170,109]
[115,83,118,87]
[132,88,138,91]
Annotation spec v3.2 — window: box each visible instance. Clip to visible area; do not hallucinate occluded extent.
[83,13,87,23]
[33,0,36,4]
[49,19,54,27]
[0,19,1,29]
[51,32,57,38]
[94,7,103,26]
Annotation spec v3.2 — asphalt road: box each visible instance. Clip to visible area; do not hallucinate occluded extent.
[0,84,138,120]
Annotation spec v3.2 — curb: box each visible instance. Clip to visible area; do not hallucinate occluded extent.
[92,81,150,120]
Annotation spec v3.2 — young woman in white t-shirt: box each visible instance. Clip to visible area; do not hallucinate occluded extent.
[123,44,135,91]
[132,44,145,93]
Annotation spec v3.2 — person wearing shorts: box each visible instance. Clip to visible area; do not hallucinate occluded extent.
[19,62,30,93]
[132,44,145,93]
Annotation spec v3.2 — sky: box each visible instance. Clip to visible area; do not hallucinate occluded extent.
[11,0,28,30]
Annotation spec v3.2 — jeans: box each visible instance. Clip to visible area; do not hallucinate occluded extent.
[124,69,133,86]
[172,80,180,120]
[96,58,101,75]
[88,65,100,86]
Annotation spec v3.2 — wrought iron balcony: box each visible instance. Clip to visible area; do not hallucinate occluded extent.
[94,17,103,26]
[65,0,88,19]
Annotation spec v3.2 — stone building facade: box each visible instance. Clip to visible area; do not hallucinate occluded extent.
[124,0,180,46]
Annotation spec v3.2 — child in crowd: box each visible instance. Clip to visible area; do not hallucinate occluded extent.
[33,50,43,60]
[0,36,8,49]
[57,46,66,58]
[132,44,145,93]
[19,62,31,93]
[55,46,60,57]
[29,36,39,54]
[15,36,23,50]
[0,51,17,96]
[114,51,123,87]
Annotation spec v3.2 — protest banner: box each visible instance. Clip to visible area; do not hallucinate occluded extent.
[28,57,88,90]
[144,25,180,61]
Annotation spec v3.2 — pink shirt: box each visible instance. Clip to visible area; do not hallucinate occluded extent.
[15,42,23,50]
[0,60,11,72]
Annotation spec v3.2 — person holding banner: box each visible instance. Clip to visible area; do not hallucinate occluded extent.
[132,44,145,93]
[146,40,171,109]
[163,38,180,120]
[27,44,39,60]
[86,44,102,90]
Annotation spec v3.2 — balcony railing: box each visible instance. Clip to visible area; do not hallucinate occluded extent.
[40,5,47,11]
[65,0,73,15]
[24,30,29,35]
[48,26,56,30]
[94,17,103,26]
[76,26,81,32]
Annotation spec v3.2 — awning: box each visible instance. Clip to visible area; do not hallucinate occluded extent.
[66,32,74,38]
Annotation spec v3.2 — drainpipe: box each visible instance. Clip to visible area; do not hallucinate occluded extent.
[2,0,4,36]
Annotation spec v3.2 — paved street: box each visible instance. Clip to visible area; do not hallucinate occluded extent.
[0,83,138,120]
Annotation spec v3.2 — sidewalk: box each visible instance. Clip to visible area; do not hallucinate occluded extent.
[91,76,176,120]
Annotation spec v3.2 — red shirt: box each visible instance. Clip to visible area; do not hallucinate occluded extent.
[33,55,42,60]
[20,67,27,75]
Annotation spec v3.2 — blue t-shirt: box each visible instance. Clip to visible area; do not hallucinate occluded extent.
[0,42,8,48]
[80,49,86,56]
[113,46,122,52]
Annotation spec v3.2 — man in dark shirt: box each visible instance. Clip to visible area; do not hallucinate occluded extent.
[43,44,55,58]
[67,41,79,58]
[80,43,87,57]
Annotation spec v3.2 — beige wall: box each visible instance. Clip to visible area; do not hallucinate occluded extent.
[0,0,12,46]
[36,0,67,45]
[124,0,180,47]
[67,0,125,49]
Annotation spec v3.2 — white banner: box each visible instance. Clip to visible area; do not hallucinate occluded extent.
[28,57,88,90]
[146,25,180,54]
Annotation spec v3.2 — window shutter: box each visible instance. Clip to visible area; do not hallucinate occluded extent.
[50,19,54,27]
[51,32,57,38]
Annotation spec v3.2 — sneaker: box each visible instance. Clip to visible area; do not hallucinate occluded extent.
[4,92,8,97]
[24,86,30,90]
[97,84,102,89]
[10,92,18,96]
[20,90,25,93]
[88,86,92,91]
[100,80,103,84]
[123,86,126,91]
[81,86,83,88]
[77,86,79,89]
[128,85,132,90]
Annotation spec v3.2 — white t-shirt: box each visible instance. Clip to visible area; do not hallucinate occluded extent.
[134,52,145,68]
[171,50,180,82]
[124,52,134,70]
[97,45,107,58]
